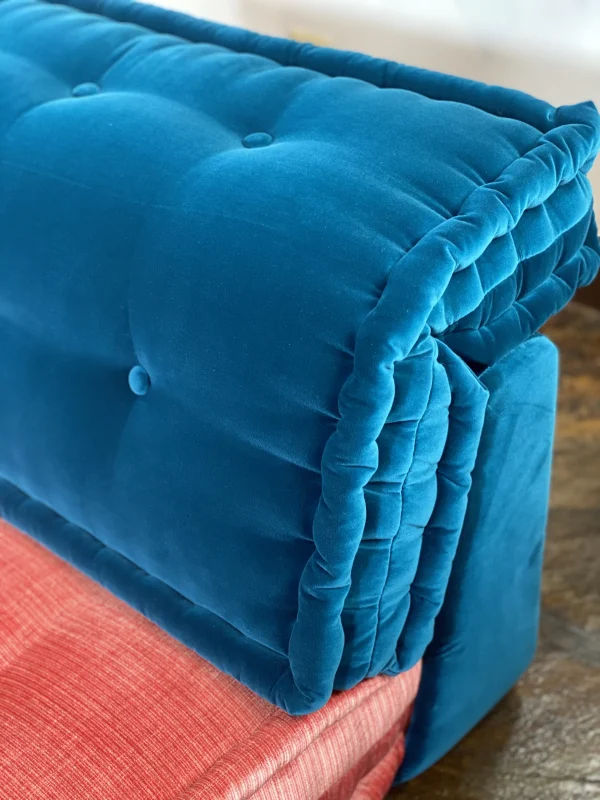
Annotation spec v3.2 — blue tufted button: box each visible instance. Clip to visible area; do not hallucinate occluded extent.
[242,132,273,149]
[128,365,151,396]
[72,82,100,98]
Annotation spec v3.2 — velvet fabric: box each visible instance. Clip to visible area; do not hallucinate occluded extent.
[400,334,558,779]
[0,0,598,753]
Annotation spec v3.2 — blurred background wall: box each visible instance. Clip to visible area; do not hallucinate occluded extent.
[146,0,600,306]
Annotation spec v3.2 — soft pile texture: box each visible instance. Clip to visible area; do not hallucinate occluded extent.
[0,0,598,725]
[0,518,421,800]
[400,333,559,779]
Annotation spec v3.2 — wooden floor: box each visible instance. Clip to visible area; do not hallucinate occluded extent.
[390,303,600,800]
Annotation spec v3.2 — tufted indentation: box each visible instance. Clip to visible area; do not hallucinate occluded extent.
[128,365,150,396]
[72,82,100,97]
[242,132,273,149]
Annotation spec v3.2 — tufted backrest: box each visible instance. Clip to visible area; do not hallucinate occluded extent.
[0,0,598,713]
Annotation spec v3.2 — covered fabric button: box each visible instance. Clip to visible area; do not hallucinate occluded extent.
[242,132,273,148]
[72,82,100,97]
[128,365,151,396]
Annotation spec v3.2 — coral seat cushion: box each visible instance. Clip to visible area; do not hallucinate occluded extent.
[0,518,421,800]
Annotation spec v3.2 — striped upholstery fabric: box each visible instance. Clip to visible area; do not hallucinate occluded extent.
[0,519,420,799]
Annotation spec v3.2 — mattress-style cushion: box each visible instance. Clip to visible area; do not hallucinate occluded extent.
[0,518,421,800]
[0,0,599,714]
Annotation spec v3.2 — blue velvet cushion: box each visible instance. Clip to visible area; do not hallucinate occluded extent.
[400,333,559,779]
[0,0,598,718]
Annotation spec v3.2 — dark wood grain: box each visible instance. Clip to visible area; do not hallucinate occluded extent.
[389,302,600,800]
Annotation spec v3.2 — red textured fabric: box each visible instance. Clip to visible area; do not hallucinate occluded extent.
[0,519,420,799]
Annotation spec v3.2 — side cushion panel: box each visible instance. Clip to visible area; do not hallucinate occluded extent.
[399,334,558,780]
